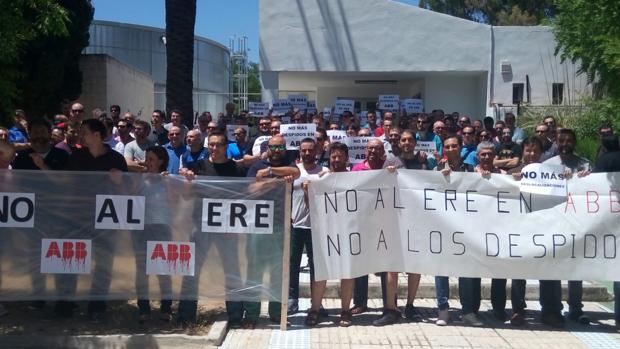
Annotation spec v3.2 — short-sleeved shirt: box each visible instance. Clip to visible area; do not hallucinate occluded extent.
[12,147,69,170]
[124,139,155,163]
[595,151,620,172]
[495,142,521,160]
[226,141,247,160]
[66,145,128,172]
[8,126,28,143]
[544,154,591,173]
[193,158,246,177]
[292,163,327,228]
[164,143,186,174]
[247,158,297,178]
[182,146,209,171]
[351,156,403,171]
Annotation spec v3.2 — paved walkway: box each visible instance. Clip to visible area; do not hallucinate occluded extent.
[220,298,620,349]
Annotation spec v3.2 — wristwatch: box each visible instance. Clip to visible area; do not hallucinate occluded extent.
[268,166,273,176]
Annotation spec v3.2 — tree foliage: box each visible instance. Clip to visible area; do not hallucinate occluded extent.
[418,0,556,25]
[553,0,620,100]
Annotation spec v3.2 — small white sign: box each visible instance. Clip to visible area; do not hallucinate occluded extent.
[326,130,349,144]
[202,199,274,234]
[41,239,91,274]
[0,192,35,228]
[146,241,195,276]
[281,116,291,124]
[415,141,437,154]
[323,107,332,120]
[334,100,354,115]
[378,95,400,112]
[272,99,291,116]
[345,137,377,164]
[280,123,317,150]
[249,102,270,117]
[519,163,568,197]
[288,95,308,110]
[226,125,249,141]
[359,111,368,126]
[95,195,145,230]
[307,101,317,114]
[252,135,272,156]
[401,99,424,114]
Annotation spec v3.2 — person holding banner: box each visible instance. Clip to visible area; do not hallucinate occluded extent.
[437,136,481,326]
[306,142,356,327]
[374,130,434,326]
[415,114,443,158]
[244,135,300,328]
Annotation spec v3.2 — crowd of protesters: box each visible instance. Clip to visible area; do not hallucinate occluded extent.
[1,102,619,330]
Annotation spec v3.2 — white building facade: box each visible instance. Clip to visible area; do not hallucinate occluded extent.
[259,0,591,118]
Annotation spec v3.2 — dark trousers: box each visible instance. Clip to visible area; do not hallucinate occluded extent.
[539,280,563,316]
[459,277,481,315]
[568,280,583,314]
[491,279,526,313]
[614,281,620,321]
[289,227,314,300]
[353,272,387,308]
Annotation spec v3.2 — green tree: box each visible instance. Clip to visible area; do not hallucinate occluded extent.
[16,0,94,119]
[0,0,70,124]
[554,0,620,99]
[165,0,196,129]
[418,0,556,25]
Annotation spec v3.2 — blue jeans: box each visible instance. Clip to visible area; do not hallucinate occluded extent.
[459,277,481,315]
[539,280,563,316]
[435,276,450,310]
[491,279,526,313]
[568,280,583,314]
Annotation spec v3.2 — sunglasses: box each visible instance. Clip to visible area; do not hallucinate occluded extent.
[71,109,84,113]
[463,132,474,135]
[269,144,286,151]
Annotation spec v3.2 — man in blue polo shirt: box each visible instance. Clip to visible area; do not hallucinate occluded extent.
[164,126,185,174]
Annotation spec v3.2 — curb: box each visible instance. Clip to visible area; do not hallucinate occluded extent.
[0,319,229,349]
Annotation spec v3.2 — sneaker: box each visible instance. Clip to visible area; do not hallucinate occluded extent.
[568,310,590,325]
[541,312,565,328]
[404,304,422,322]
[436,309,450,326]
[462,313,484,327]
[287,299,299,315]
[372,309,401,326]
[510,312,526,326]
[492,309,508,322]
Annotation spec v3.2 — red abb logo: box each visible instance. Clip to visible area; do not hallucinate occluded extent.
[45,241,88,260]
[150,243,191,262]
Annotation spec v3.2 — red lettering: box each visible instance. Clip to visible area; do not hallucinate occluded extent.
[611,190,620,213]
[167,244,179,261]
[75,242,87,259]
[564,193,576,213]
[180,244,191,262]
[150,243,166,260]
[62,242,74,259]
[586,191,600,213]
[45,241,61,258]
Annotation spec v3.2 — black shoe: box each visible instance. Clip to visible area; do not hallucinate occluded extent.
[319,306,329,317]
[287,299,299,315]
[404,304,422,322]
[541,312,565,328]
[568,310,590,325]
[492,309,508,322]
[228,319,243,329]
[372,309,401,326]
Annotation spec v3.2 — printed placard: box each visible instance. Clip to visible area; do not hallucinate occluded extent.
[334,100,354,115]
[323,107,332,120]
[378,95,400,112]
[272,99,291,116]
[359,111,368,126]
[401,99,424,114]
[146,241,195,276]
[279,123,317,150]
[326,130,349,144]
[0,192,35,228]
[41,239,91,274]
[251,135,271,156]
[415,141,437,154]
[288,95,308,110]
[345,137,377,164]
[519,163,568,197]
[95,195,145,230]
[307,101,317,114]
[281,116,291,124]
[202,199,274,234]
[249,102,270,117]
[226,125,249,141]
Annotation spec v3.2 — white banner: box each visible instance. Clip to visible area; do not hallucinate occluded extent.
[334,100,354,115]
[279,123,317,150]
[249,102,270,117]
[401,99,424,114]
[146,241,195,276]
[41,239,92,274]
[226,125,249,141]
[272,99,291,116]
[309,170,620,281]
[326,130,349,144]
[344,137,376,164]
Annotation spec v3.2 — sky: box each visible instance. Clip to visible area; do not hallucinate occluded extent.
[91,0,420,62]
